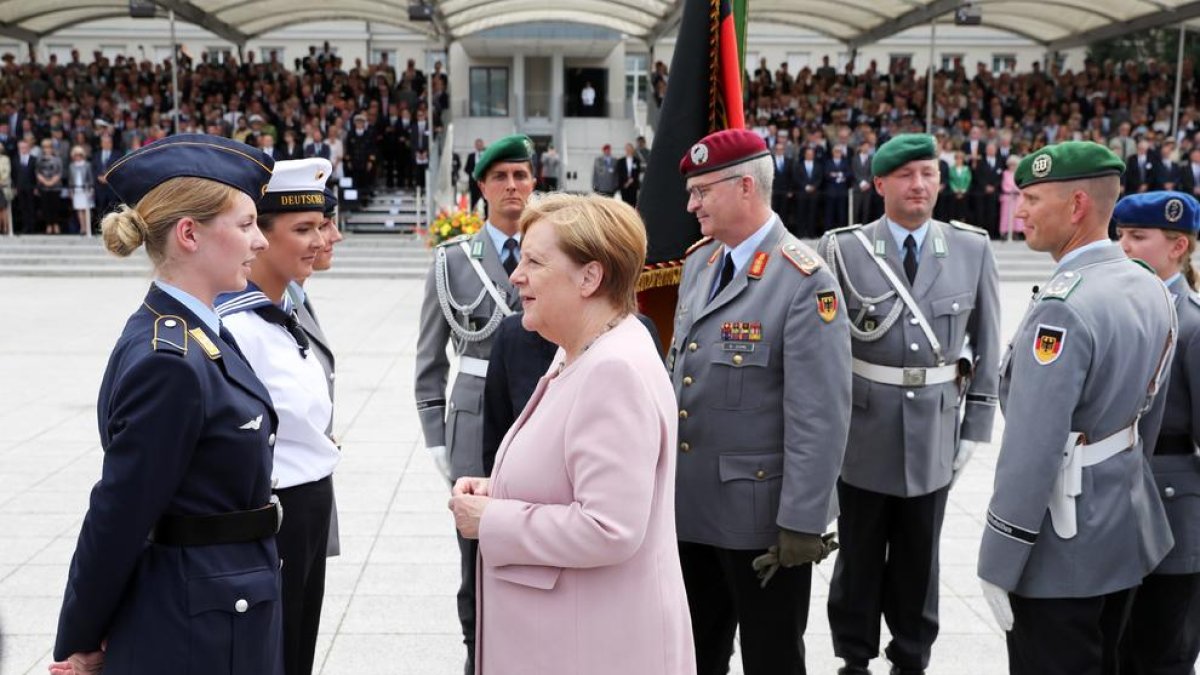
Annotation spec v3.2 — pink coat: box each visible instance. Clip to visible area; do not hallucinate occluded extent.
[477,315,696,675]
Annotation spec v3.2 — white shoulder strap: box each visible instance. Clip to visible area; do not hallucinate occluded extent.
[851,229,945,364]
[459,241,515,317]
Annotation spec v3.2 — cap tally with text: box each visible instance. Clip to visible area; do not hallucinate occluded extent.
[258,157,333,214]
[1015,141,1124,188]
[679,129,770,178]
[472,134,535,181]
[323,186,339,218]
[103,133,275,206]
[1114,191,1200,234]
[871,133,937,177]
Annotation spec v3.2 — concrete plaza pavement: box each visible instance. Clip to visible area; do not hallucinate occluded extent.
[0,273,1177,674]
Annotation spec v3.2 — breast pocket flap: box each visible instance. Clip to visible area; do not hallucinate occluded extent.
[187,568,279,616]
[719,453,784,483]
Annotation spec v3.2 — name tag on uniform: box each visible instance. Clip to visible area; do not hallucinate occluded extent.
[722,342,756,352]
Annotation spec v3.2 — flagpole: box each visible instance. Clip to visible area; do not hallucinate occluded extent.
[926,18,936,134]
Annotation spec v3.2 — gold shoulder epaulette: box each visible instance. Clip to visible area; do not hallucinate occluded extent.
[684,236,714,257]
[151,315,189,356]
[825,223,863,236]
[188,328,222,360]
[781,242,822,276]
[1040,270,1082,301]
[949,219,988,235]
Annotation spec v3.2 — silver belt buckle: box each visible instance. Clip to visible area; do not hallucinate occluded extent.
[902,368,926,387]
[270,494,284,532]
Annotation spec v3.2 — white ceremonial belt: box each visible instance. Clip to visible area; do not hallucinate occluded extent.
[459,356,489,378]
[1049,423,1137,540]
[852,359,958,387]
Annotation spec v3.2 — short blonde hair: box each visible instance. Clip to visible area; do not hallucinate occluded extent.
[101,176,243,265]
[518,193,646,315]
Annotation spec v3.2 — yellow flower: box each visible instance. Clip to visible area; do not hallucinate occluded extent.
[440,224,451,237]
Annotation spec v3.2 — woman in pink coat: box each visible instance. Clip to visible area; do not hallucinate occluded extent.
[449,193,695,675]
[999,154,1024,238]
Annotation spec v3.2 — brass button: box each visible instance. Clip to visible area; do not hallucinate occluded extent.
[679,442,691,452]
[732,354,744,365]
[755,469,766,479]
[1165,486,1176,498]
[683,376,694,386]
[688,342,698,352]
[679,409,689,420]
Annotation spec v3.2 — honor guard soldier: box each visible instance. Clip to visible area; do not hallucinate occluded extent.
[1113,192,1200,675]
[818,133,1001,675]
[51,135,282,675]
[668,128,851,675]
[978,142,1178,675]
[217,157,340,675]
[414,133,536,674]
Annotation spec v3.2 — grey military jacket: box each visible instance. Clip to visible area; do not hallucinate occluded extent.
[669,218,852,551]
[978,244,1176,598]
[415,230,520,480]
[818,217,1001,497]
[1151,275,1200,575]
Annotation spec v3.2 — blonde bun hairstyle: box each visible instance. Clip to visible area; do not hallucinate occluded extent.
[98,177,243,265]
[101,205,150,257]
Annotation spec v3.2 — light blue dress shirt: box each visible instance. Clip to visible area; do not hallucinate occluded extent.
[887,218,931,257]
[1055,239,1115,273]
[485,222,521,266]
[154,279,221,333]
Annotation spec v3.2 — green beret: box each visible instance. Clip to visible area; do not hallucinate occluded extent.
[871,134,937,177]
[472,134,535,181]
[1015,141,1124,188]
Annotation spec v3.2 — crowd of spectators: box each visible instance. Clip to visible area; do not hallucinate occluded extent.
[0,43,447,234]
[743,54,1200,238]
[3,44,1200,238]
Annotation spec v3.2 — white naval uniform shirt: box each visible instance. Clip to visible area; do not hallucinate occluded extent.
[223,310,340,489]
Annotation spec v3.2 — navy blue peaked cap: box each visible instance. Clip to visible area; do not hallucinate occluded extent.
[103,134,275,205]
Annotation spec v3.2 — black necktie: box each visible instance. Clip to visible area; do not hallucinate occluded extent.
[903,235,918,285]
[712,253,735,301]
[502,238,519,275]
[254,306,310,358]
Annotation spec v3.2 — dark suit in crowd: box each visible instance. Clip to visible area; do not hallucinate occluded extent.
[616,154,642,206]
[92,147,124,222]
[972,154,1004,237]
[792,157,824,238]
[824,154,851,233]
[771,153,795,232]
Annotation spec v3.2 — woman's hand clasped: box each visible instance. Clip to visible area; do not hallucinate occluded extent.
[449,476,491,539]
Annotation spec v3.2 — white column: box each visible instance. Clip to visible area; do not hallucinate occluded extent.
[513,54,525,123]
[551,52,564,125]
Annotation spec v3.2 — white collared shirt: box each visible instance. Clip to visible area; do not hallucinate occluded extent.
[223,309,339,488]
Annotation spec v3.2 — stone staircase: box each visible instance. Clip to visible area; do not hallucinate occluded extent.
[343,188,426,234]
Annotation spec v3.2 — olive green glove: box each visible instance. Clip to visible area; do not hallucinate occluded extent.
[751,530,839,588]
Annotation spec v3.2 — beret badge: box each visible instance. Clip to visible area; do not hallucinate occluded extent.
[690,143,709,165]
[1166,198,1185,223]
[1031,154,1052,178]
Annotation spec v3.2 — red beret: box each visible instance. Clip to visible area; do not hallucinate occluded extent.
[679,129,770,178]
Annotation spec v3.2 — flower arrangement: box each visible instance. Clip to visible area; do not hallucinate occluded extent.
[426,209,484,247]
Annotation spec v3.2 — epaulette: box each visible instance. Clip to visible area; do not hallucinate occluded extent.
[825,223,863,236]
[781,242,822,276]
[684,236,714,257]
[949,219,989,235]
[1040,270,1082,301]
[151,315,189,356]
[436,234,471,248]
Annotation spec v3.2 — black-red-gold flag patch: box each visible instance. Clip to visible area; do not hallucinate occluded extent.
[817,291,838,323]
[1032,324,1066,365]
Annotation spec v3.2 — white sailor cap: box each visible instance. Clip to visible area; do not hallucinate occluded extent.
[258,157,332,214]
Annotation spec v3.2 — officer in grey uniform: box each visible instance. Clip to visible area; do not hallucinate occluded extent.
[669,128,851,675]
[1112,191,1200,675]
[977,142,1177,675]
[414,134,536,675]
[818,133,1001,675]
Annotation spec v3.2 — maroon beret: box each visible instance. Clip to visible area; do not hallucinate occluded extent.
[679,129,770,178]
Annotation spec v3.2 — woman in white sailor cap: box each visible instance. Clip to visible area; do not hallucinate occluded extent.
[216,156,339,675]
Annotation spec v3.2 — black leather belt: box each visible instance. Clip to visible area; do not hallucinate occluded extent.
[1156,434,1197,456]
[149,502,281,546]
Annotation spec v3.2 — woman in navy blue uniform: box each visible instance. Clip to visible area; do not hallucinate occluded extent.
[50,134,283,675]
[1115,191,1200,675]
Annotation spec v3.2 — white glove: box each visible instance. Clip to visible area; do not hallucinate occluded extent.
[980,578,1014,632]
[951,440,978,486]
[427,445,451,484]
